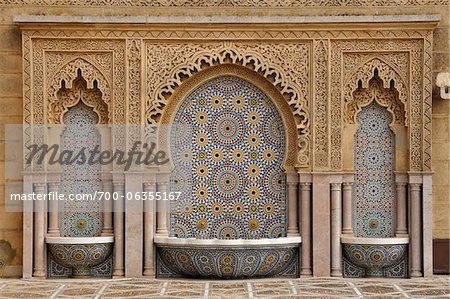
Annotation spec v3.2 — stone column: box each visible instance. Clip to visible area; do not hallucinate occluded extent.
[33,183,46,277]
[287,173,299,236]
[47,182,60,236]
[410,183,422,277]
[22,174,34,278]
[312,174,331,276]
[125,172,143,277]
[101,178,114,236]
[143,178,156,277]
[113,180,125,277]
[342,182,354,235]
[300,182,312,276]
[422,174,433,277]
[156,174,170,236]
[331,183,342,277]
[395,182,408,236]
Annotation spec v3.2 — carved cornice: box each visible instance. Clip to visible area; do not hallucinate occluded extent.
[7,1,448,7]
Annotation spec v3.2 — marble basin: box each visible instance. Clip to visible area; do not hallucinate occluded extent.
[46,236,114,278]
[341,236,409,277]
[154,236,301,279]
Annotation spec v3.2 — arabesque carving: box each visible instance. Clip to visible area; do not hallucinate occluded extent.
[21,27,433,172]
[48,58,111,124]
[23,38,125,171]
[331,39,429,171]
[145,41,311,167]
[348,77,405,125]
[344,57,408,122]
[55,75,108,125]
[313,39,329,169]
[4,0,447,6]
[126,39,143,153]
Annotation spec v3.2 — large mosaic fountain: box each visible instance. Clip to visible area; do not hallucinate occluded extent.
[156,76,301,278]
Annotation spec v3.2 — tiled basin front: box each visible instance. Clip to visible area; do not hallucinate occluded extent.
[46,236,114,278]
[342,236,409,277]
[155,237,301,279]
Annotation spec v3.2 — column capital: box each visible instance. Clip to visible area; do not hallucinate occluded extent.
[287,181,298,188]
[410,183,422,191]
[331,183,342,191]
[47,182,59,189]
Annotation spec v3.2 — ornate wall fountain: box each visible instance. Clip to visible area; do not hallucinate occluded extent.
[15,15,437,279]
[156,71,301,278]
[45,72,114,278]
[342,89,408,277]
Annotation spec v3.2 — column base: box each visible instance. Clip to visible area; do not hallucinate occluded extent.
[143,269,155,277]
[300,268,312,276]
[410,270,422,277]
[331,270,343,277]
[395,232,408,237]
[46,230,60,236]
[33,269,45,277]
[287,232,300,237]
[112,269,125,277]
[101,230,114,236]
[156,231,169,236]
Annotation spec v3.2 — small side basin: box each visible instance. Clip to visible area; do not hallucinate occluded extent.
[46,236,114,278]
[341,236,409,277]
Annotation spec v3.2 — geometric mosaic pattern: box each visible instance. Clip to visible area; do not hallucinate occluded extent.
[47,243,113,278]
[60,101,103,237]
[1,277,449,298]
[343,244,408,278]
[156,245,298,279]
[170,76,286,239]
[354,101,395,238]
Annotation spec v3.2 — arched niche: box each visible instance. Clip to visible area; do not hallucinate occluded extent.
[159,64,297,239]
[46,68,111,173]
[47,58,111,124]
[342,70,407,173]
[158,64,298,172]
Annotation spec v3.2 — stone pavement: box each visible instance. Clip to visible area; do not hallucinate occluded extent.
[0,276,449,298]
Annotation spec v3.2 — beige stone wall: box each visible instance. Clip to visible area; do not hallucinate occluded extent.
[0,12,22,276]
[0,2,448,274]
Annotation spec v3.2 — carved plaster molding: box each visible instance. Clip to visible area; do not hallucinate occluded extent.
[145,41,311,167]
[331,39,431,172]
[5,0,447,6]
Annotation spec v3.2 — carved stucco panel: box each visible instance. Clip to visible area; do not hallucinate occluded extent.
[349,77,406,125]
[343,55,408,124]
[331,39,429,171]
[21,30,432,172]
[24,28,432,43]
[47,56,112,124]
[145,41,311,168]
[4,0,447,6]
[126,39,143,152]
[313,39,329,169]
[24,38,126,170]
